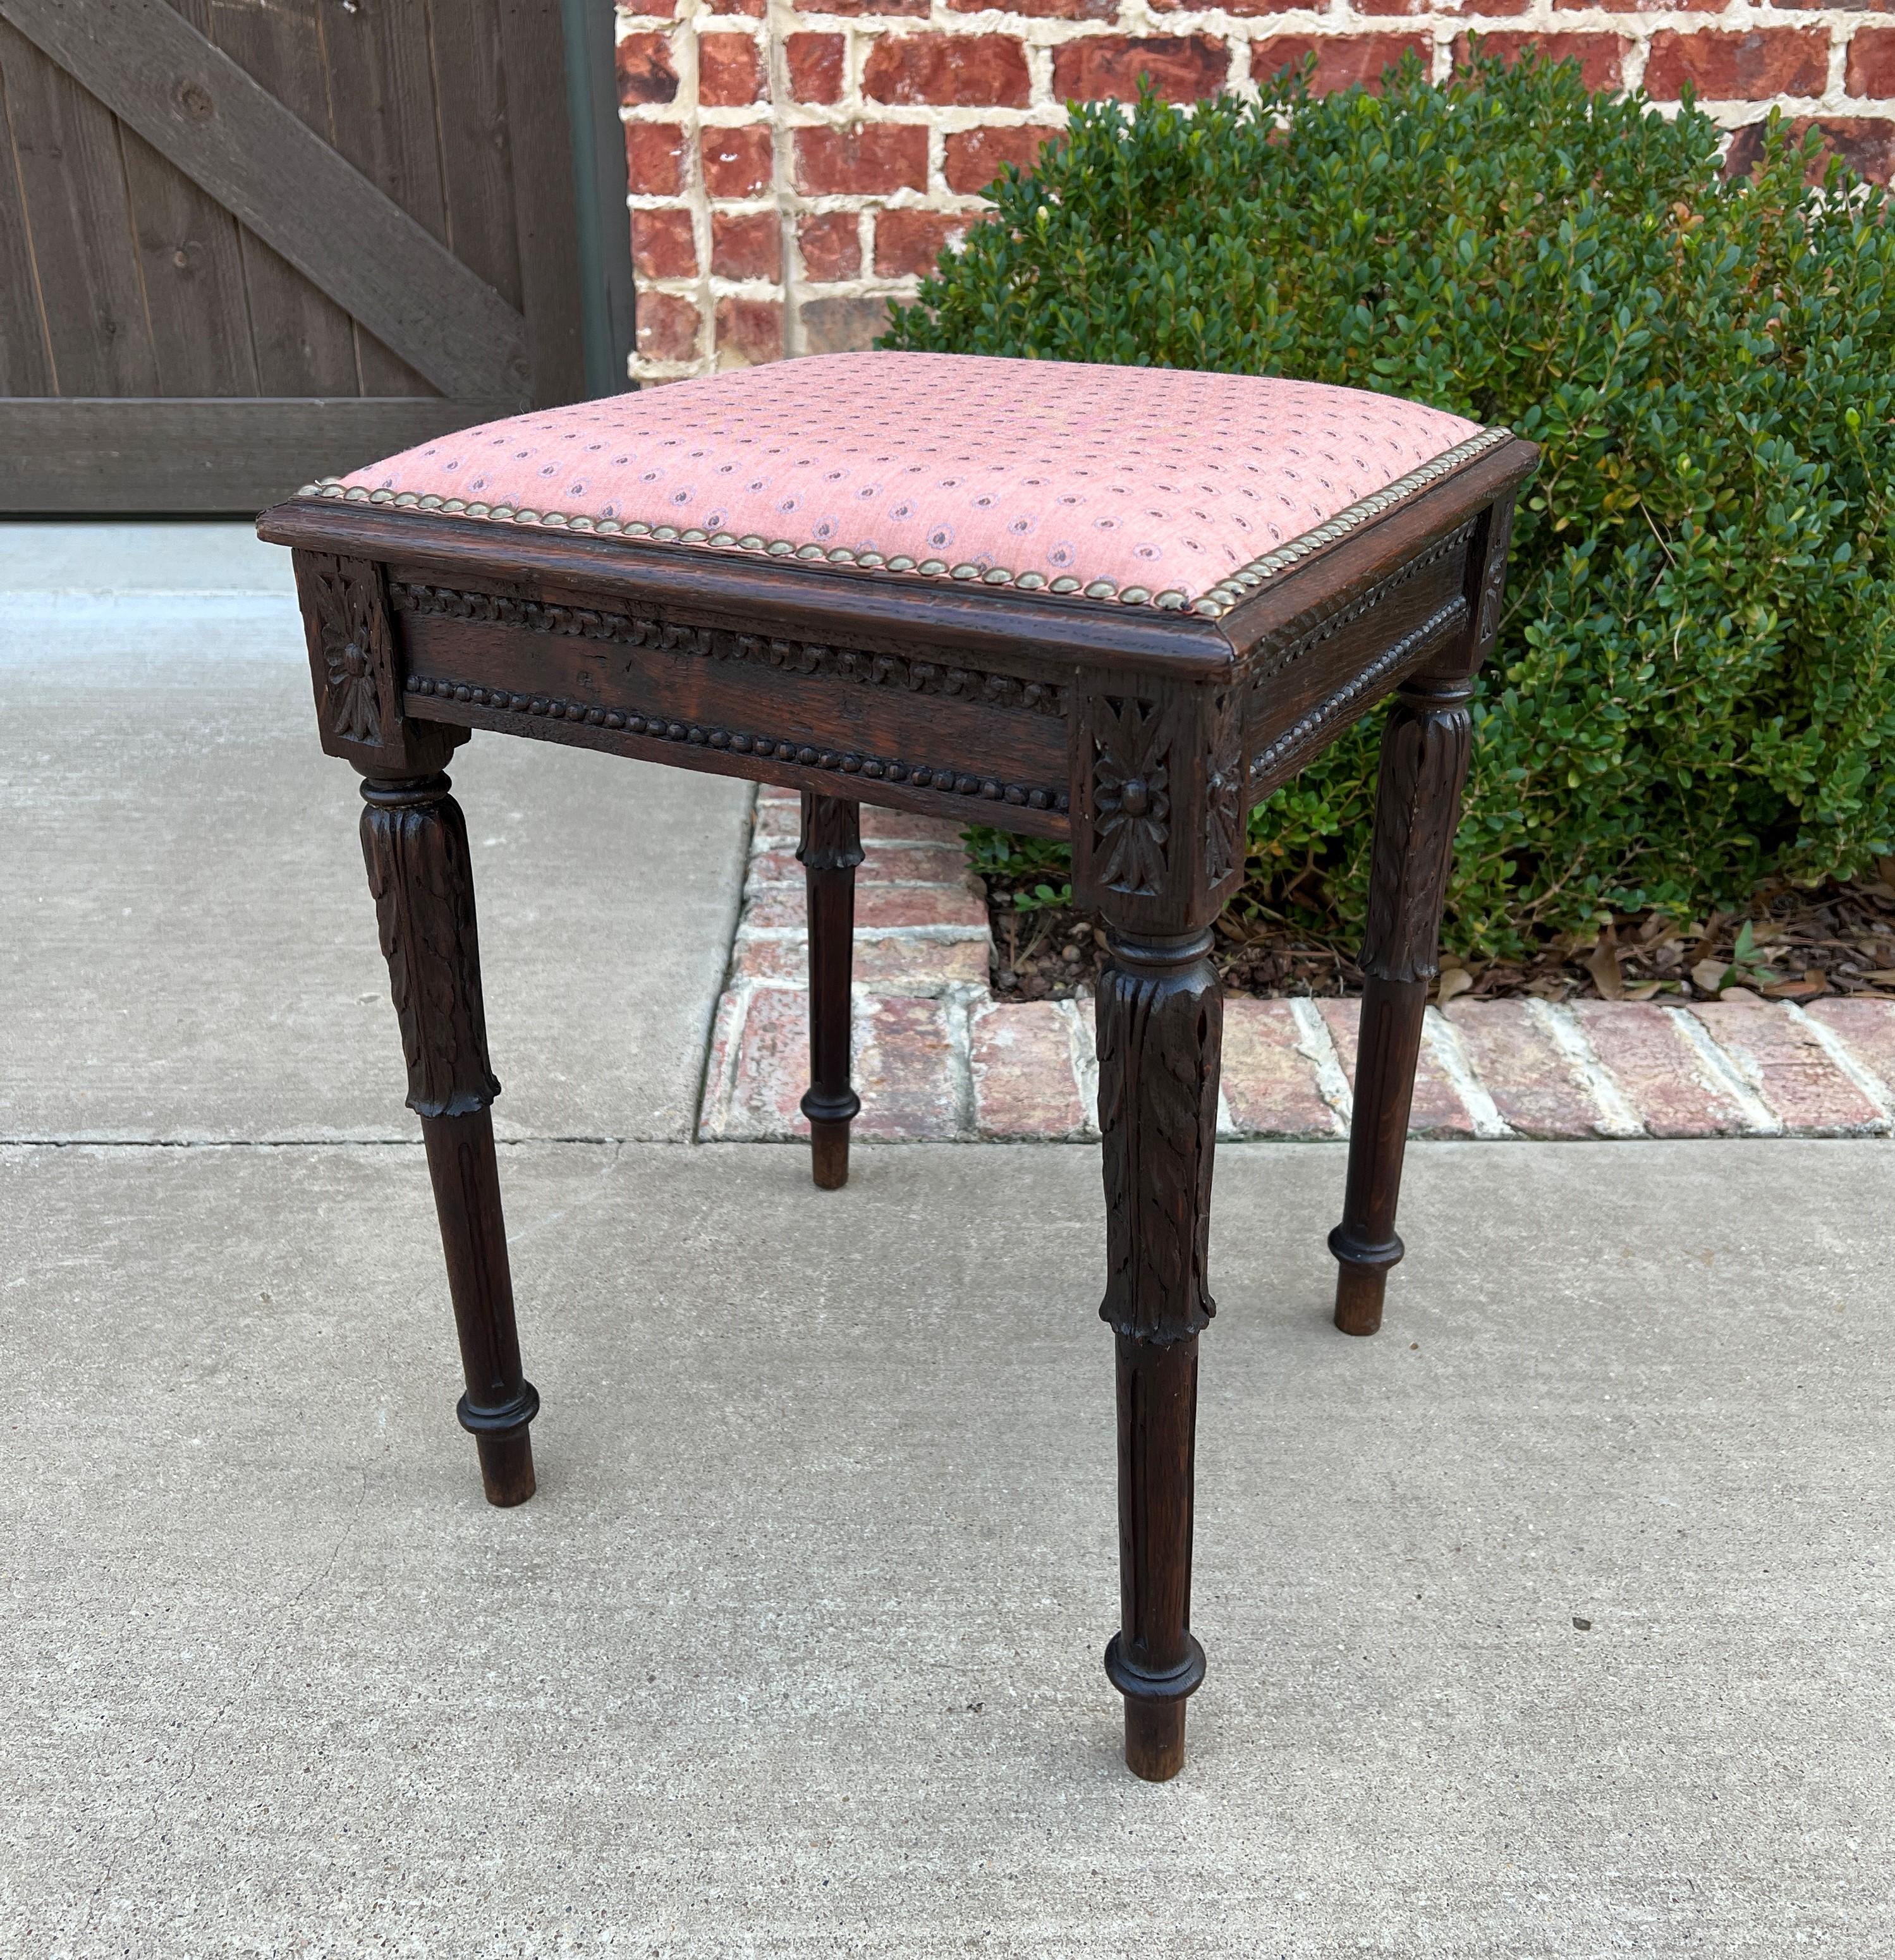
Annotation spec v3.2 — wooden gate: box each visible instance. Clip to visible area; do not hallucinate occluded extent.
[0,0,617,511]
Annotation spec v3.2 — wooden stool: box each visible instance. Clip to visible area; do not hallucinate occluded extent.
[260,352,1535,1782]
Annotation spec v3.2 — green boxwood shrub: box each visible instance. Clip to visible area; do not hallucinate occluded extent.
[880,52,1895,957]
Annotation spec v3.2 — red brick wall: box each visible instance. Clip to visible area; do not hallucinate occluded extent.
[616,3,1895,381]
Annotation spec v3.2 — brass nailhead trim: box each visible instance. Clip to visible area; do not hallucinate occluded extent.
[299,424,1507,621]
[1192,427,1510,617]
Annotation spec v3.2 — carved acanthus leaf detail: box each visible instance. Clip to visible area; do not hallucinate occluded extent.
[360,779,500,1119]
[797,791,866,873]
[1096,940,1221,1344]
[1360,686,1473,985]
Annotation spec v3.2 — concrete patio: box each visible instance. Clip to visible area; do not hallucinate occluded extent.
[3,527,1891,1956]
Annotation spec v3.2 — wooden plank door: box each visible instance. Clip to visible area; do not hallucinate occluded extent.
[0,0,598,511]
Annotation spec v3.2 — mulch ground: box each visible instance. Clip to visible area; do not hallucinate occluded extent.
[984,872,1895,1007]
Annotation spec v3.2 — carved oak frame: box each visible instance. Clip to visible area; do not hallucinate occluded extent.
[261,429,1538,1784]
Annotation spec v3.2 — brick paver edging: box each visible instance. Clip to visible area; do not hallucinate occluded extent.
[699,790,1895,1144]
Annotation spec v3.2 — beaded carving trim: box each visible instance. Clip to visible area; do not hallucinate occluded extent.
[405,674,1069,814]
[296,425,1509,624]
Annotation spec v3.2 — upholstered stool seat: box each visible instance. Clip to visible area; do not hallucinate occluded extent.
[261,350,1536,1785]
[312,352,1499,618]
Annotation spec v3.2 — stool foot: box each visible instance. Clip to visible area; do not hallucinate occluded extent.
[475,1429,537,1507]
[1123,1698,1187,1782]
[1329,1223,1402,1337]
[1332,1263,1389,1337]
[457,1382,540,1507]
[809,1116,851,1190]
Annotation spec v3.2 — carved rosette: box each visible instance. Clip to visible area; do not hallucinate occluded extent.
[1360,685,1474,985]
[360,776,501,1119]
[307,555,394,748]
[296,551,465,777]
[1092,698,1173,899]
[1095,934,1222,1346]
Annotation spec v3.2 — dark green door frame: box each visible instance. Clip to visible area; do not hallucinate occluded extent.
[561,0,638,398]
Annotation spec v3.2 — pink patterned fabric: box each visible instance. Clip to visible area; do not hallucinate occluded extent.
[321,352,1491,616]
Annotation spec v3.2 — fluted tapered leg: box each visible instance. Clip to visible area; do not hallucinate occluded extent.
[799,793,862,1190]
[1095,926,1221,1780]
[360,772,537,1504]
[1330,676,1475,1337]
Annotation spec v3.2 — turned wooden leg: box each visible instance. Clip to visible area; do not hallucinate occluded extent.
[1095,927,1221,1780]
[360,772,538,1506]
[1330,674,1474,1337]
[1330,977,1429,1337]
[420,1107,538,1505]
[798,792,862,1190]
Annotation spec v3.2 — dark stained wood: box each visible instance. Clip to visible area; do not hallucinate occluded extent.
[1329,489,1519,1337]
[271,425,1539,1773]
[361,771,537,1509]
[1095,928,1221,1349]
[1070,683,1246,935]
[360,774,503,1123]
[1463,492,1520,680]
[296,548,468,776]
[1330,973,1430,1338]
[1328,684,1479,1337]
[1111,1333,1201,1781]
[799,793,863,1189]
[1095,923,1219,1781]
[422,1108,537,1507]
[261,499,1238,681]
[393,596,1071,827]
[1244,525,1472,801]
[0,0,528,401]
[0,18,157,396]
[418,684,1069,842]
[1,397,518,511]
